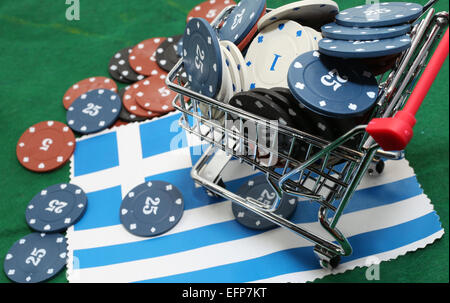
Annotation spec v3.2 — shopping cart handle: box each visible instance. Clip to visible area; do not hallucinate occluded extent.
[367,28,449,151]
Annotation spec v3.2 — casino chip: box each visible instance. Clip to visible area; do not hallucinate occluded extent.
[63,77,117,109]
[220,45,241,94]
[216,46,234,103]
[66,89,122,134]
[16,121,75,173]
[335,2,423,27]
[110,47,146,83]
[120,181,184,237]
[129,37,166,77]
[25,183,87,233]
[235,21,260,51]
[220,41,249,93]
[118,87,147,122]
[183,18,223,98]
[3,233,67,283]
[257,0,339,31]
[187,0,236,24]
[321,22,411,41]
[318,35,412,58]
[269,87,356,154]
[250,88,296,121]
[122,82,160,118]
[156,35,183,73]
[135,74,176,114]
[108,48,134,84]
[197,46,229,121]
[232,175,298,230]
[245,20,313,90]
[219,0,266,46]
[250,87,313,161]
[271,87,316,134]
[304,26,322,50]
[229,91,295,163]
[288,51,379,118]
[176,37,184,57]
[109,66,133,84]
[229,91,294,127]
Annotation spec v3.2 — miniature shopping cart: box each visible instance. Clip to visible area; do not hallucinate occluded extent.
[166,4,449,269]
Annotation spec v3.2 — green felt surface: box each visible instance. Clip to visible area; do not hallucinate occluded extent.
[0,0,448,284]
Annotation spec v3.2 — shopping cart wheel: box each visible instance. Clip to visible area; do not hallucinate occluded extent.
[319,255,341,270]
[314,245,341,269]
[368,159,385,176]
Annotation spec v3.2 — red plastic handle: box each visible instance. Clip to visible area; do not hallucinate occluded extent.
[366,28,449,151]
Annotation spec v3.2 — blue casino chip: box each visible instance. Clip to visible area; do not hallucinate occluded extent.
[3,233,67,283]
[218,0,266,45]
[321,22,411,40]
[318,34,411,58]
[120,181,184,237]
[25,183,88,233]
[287,51,379,118]
[183,18,223,98]
[66,89,121,134]
[335,2,423,27]
[232,175,298,230]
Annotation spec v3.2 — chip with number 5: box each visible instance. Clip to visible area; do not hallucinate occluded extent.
[135,74,177,114]
[16,120,76,172]
[288,51,379,118]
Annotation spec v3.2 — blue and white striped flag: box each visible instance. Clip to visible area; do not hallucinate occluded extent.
[66,113,443,283]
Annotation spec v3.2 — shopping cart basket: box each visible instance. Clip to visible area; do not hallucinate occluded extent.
[166,4,449,269]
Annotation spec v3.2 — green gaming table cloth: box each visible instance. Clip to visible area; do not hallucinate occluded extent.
[0,0,448,283]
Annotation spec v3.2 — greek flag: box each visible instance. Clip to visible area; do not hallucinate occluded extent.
[66,113,443,283]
